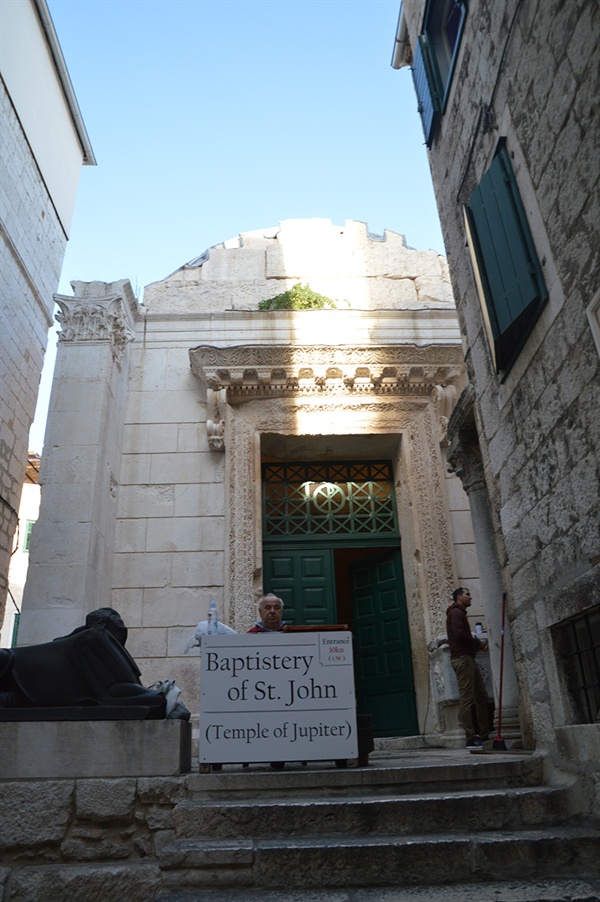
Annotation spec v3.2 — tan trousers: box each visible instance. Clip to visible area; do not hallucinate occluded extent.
[451,655,490,741]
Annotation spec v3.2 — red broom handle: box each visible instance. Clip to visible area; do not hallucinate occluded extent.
[496,592,506,739]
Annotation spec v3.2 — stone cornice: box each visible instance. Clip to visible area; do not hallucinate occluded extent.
[190,344,465,401]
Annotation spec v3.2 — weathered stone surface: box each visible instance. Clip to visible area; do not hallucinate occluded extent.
[0,781,73,850]
[144,221,455,315]
[0,721,191,779]
[7,862,161,902]
[76,778,137,822]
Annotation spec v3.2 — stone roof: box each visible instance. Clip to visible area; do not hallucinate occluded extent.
[144,219,454,315]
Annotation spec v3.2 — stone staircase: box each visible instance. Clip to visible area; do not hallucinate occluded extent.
[155,749,600,900]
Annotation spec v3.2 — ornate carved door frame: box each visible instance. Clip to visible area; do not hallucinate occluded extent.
[189,342,464,641]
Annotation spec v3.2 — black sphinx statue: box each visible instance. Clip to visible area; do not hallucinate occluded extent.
[0,608,188,721]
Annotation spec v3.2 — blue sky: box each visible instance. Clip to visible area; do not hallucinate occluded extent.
[30,0,445,449]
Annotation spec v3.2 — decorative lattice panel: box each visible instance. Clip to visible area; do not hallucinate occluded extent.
[262,461,397,540]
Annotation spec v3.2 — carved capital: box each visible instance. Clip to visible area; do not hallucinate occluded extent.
[445,384,486,494]
[55,294,136,364]
[447,438,486,495]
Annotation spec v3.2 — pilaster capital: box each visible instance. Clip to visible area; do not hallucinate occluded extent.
[54,282,138,365]
[447,436,486,494]
[445,383,486,493]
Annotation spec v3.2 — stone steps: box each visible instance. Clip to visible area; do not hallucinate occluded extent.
[158,825,600,890]
[156,752,600,894]
[173,785,572,839]
[185,751,546,798]
[156,875,600,901]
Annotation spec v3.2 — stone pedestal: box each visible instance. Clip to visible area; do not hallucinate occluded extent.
[0,719,191,778]
[429,639,494,748]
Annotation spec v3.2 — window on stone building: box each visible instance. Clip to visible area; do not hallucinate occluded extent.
[23,519,35,553]
[412,0,467,147]
[464,141,548,379]
[554,606,600,724]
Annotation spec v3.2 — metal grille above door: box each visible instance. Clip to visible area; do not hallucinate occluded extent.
[262,460,398,542]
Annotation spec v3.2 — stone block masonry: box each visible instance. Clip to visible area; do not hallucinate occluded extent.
[0,773,186,902]
[0,79,66,612]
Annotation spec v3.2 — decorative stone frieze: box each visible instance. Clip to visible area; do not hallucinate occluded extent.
[55,293,136,365]
[190,344,465,397]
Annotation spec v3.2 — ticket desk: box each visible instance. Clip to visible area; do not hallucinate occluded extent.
[199,626,373,770]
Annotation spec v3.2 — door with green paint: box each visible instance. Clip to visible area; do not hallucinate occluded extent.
[262,547,336,625]
[349,549,418,737]
[261,460,418,738]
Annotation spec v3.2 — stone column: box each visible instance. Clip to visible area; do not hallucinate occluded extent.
[18,281,137,644]
[447,416,522,742]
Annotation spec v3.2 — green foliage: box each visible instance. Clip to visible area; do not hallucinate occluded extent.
[258,283,337,311]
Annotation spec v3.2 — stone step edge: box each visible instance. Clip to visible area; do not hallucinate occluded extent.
[185,756,544,794]
[158,823,600,864]
[175,782,565,814]
[154,875,600,902]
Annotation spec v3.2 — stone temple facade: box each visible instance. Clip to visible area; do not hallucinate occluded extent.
[20,218,502,745]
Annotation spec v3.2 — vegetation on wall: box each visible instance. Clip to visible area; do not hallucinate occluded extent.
[258,283,337,311]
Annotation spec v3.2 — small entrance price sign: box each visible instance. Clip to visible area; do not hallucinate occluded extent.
[199,632,357,764]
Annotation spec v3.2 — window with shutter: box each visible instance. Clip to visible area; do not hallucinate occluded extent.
[412,37,439,148]
[412,0,467,147]
[23,519,35,553]
[464,143,548,377]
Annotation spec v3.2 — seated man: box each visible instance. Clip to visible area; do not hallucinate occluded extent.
[246,593,287,633]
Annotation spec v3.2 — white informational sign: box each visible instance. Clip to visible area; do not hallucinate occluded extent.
[199,632,358,764]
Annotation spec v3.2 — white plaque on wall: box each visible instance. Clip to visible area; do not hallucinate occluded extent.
[199,632,358,764]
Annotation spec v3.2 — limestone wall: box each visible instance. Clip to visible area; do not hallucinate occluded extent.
[399,0,600,787]
[0,79,65,614]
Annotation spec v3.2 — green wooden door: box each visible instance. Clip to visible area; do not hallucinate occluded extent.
[263,548,336,625]
[350,550,418,737]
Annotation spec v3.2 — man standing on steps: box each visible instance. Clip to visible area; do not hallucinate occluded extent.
[446,587,491,750]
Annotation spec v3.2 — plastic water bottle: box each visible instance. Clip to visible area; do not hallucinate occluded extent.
[207,600,218,635]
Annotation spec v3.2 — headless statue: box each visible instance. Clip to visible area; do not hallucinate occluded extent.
[0,608,187,719]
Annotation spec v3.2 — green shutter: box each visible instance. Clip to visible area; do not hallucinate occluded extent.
[412,36,440,148]
[467,145,548,373]
[11,613,20,647]
[23,520,35,552]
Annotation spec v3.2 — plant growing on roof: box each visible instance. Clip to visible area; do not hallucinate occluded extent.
[258,283,337,311]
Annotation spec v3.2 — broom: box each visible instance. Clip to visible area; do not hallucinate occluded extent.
[492,592,507,750]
